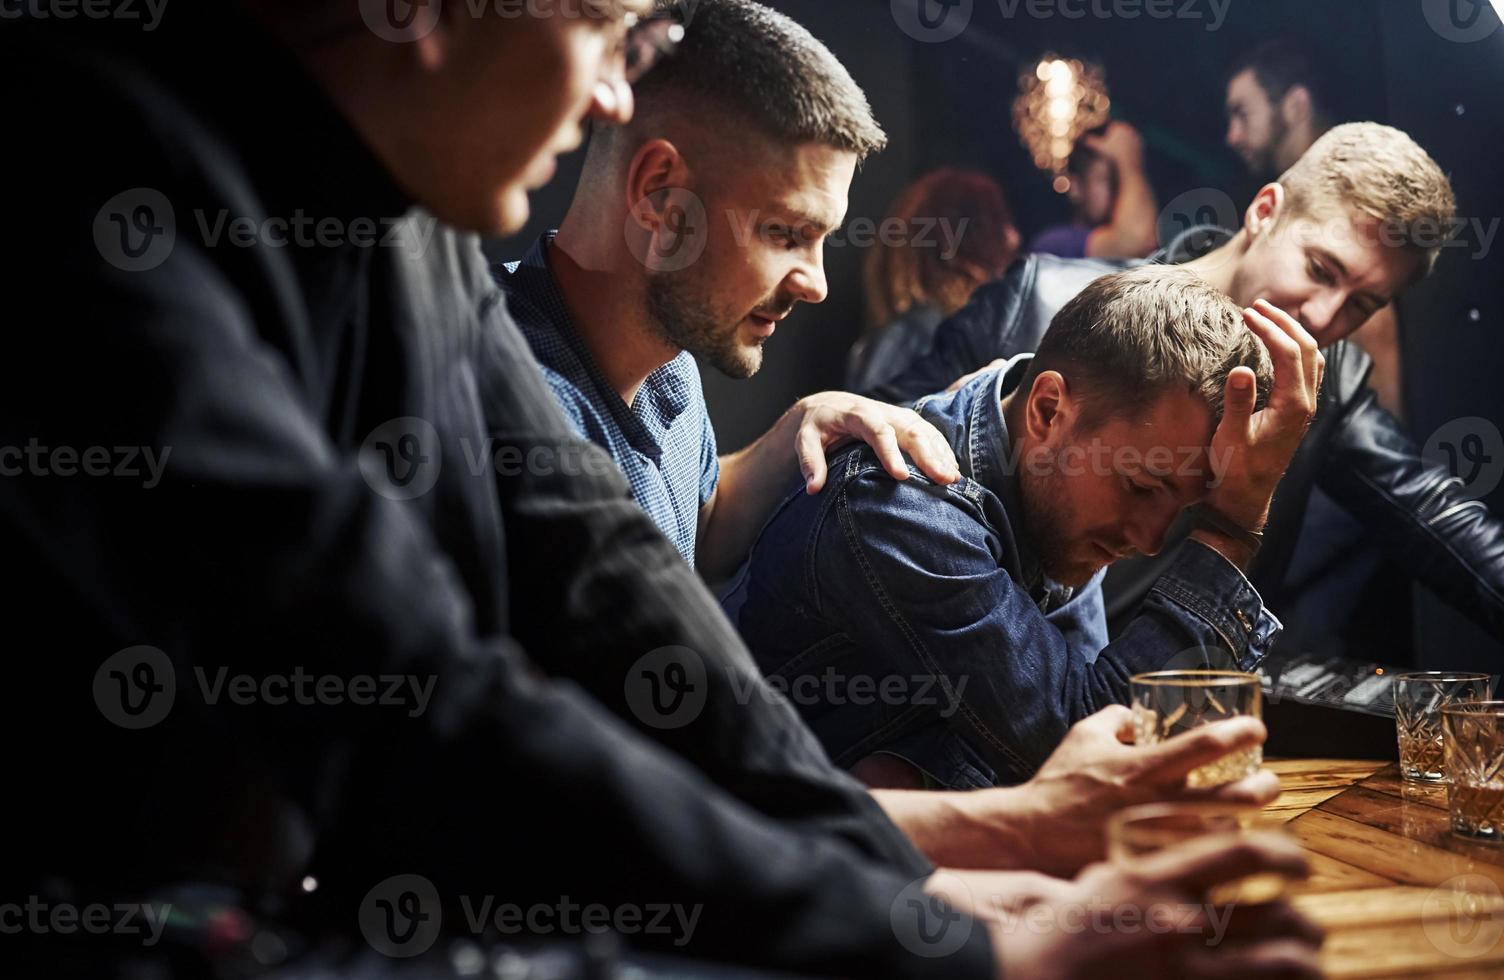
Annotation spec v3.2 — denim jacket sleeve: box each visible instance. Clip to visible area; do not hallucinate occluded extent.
[814,467,1280,782]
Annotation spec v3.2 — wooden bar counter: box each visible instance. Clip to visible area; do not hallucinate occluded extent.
[1264,759,1504,977]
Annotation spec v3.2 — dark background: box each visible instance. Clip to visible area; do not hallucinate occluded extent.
[487,0,1504,671]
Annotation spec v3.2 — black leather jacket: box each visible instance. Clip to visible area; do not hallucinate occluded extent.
[867,243,1504,643]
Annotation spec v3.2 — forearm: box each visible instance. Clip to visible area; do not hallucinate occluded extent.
[697,406,803,581]
[1088,166,1159,258]
[873,787,1038,870]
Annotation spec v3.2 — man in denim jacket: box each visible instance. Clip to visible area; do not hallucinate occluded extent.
[729,266,1324,788]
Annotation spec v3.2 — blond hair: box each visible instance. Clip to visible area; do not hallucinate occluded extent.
[1278,122,1457,275]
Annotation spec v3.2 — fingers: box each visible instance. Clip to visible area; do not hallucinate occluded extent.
[798,396,959,488]
[1247,300,1321,419]
[1241,305,1304,415]
[946,358,1008,394]
[890,413,961,485]
[1054,704,1134,751]
[1083,703,1135,736]
[1215,366,1259,456]
[859,419,910,483]
[1216,901,1326,947]
[1129,716,1267,783]
[1192,769,1284,808]
[796,417,829,494]
[1139,832,1309,896]
[1180,938,1324,979]
[1252,299,1322,389]
[944,372,976,394]
[1108,703,1138,745]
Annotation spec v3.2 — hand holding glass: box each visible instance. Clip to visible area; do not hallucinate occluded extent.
[1131,670,1262,787]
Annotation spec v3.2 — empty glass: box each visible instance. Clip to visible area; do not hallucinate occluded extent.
[1394,672,1491,781]
[1131,670,1261,787]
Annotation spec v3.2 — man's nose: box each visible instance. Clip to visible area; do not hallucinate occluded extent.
[787,254,829,306]
[1300,291,1346,336]
[1124,509,1177,558]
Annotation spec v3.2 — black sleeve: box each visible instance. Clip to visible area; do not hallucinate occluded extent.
[1,211,993,980]
[861,274,1020,404]
[1318,384,1504,640]
[470,257,933,874]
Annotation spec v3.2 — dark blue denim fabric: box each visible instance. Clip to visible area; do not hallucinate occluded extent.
[727,357,1281,788]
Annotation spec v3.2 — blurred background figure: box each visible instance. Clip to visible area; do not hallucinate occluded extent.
[1225,36,1336,178]
[847,167,1020,391]
[1027,121,1159,260]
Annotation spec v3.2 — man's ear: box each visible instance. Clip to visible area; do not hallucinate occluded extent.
[1025,371,1071,442]
[626,139,691,232]
[1243,182,1286,239]
[1280,84,1313,127]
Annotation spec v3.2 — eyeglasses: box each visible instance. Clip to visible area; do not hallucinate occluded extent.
[619,7,686,85]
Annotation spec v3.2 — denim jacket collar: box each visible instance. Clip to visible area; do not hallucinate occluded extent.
[912,354,1053,599]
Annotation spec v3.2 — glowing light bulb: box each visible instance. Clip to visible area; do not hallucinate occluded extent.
[1012,55,1112,191]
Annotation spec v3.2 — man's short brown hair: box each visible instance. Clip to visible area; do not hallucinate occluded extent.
[1278,122,1457,276]
[1024,266,1274,432]
[602,0,886,161]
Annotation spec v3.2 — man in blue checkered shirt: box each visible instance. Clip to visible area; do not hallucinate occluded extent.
[495,0,960,578]
[502,231,721,563]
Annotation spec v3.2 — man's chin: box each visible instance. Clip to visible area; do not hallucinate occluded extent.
[497,189,531,239]
[1041,558,1107,590]
[707,337,764,380]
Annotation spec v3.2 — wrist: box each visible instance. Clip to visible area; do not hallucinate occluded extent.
[1199,494,1269,535]
[1189,525,1258,571]
[904,788,1033,870]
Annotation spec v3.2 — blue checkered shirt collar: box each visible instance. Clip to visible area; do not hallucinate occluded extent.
[512,232,694,459]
